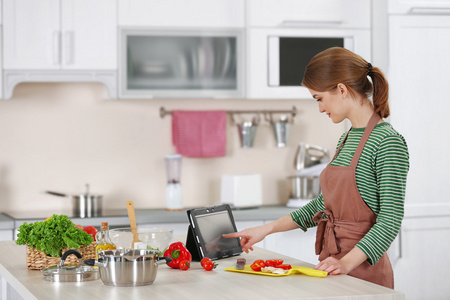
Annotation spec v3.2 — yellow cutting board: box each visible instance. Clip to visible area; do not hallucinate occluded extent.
[224,265,328,278]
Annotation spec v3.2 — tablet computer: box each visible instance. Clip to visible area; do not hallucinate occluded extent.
[186,204,242,261]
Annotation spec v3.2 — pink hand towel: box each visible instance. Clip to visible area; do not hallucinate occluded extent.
[172,110,227,158]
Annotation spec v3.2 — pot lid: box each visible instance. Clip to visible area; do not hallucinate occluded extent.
[41,249,99,282]
[42,264,99,282]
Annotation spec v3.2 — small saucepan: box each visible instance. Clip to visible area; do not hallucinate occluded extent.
[46,184,102,218]
[84,249,172,287]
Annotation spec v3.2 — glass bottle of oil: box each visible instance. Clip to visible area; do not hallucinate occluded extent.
[95,222,116,259]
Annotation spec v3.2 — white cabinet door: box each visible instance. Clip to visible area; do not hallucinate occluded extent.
[61,0,117,69]
[118,0,244,28]
[389,15,450,209]
[263,221,318,264]
[388,0,450,14]
[388,15,450,299]
[389,217,450,299]
[3,0,60,69]
[4,0,117,70]
[247,0,370,29]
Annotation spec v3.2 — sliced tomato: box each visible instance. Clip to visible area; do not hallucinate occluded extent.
[265,259,284,267]
[275,264,292,270]
[250,260,266,272]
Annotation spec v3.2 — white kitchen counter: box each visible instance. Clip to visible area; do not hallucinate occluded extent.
[0,241,404,300]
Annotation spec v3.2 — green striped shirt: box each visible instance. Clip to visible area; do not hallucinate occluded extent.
[290,122,409,265]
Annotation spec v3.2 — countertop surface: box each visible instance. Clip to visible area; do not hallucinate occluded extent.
[2,205,296,229]
[0,241,404,300]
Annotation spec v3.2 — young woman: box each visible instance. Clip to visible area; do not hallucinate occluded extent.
[224,47,409,288]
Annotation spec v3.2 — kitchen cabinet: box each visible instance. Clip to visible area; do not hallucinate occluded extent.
[264,221,318,264]
[388,0,450,14]
[388,13,450,299]
[118,0,244,28]
[247,0,371,29]
[387,216,450,300]
[2,0,117,99]
[3,0,116,70]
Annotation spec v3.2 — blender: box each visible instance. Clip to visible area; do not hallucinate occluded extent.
[165,154,183,211]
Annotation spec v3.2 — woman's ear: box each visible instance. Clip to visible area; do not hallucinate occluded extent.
[337,83,348,99]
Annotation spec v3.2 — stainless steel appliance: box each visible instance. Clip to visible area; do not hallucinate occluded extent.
[287,143,329,208]
[119,28,244,98]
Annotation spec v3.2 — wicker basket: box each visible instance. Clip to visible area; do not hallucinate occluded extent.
[26,242,97,270]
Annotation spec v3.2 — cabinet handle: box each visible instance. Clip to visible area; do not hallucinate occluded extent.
[398,229,403,259]
[409,7,450,15]
[53,31,61,65]
[64,31,73,65]
[281,20,343,27]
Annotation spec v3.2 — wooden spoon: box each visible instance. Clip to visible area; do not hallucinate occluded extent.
[126,201,142,248]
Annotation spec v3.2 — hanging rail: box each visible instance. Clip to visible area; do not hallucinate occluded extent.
[159,106,298,118]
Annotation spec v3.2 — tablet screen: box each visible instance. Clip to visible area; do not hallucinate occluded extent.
[187,204,242,260]
[195,211,240,253]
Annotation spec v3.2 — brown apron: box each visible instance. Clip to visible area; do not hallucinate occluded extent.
[312,112,394,288]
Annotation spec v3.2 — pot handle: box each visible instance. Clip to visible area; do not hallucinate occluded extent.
[60,249,82,267]
[84,258,107,268]
[155,256,173,265]
[45,191,68,197]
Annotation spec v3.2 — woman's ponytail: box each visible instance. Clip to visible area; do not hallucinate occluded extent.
[370,67,390,118]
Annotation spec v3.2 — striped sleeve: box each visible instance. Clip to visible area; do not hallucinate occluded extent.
[290,194,326,231]
[356,134,409,265]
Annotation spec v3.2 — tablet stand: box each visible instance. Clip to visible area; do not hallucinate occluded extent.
[186,225,202,261]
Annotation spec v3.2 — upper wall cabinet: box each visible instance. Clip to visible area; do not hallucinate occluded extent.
[3,0,117,70]
[2,0,117,99]
[388,0,450,14]
[247,0,371,29]
[119,0,245,28]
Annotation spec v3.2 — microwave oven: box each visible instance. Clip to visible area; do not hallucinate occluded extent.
[119,28,245,99]
[247,28,371,99]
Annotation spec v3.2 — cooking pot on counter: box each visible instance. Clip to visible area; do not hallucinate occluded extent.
[84,249,172,287]
[46,184,102,218]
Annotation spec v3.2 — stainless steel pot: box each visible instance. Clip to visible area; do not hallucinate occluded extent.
[46,184,102,218]
[84,249,172,287]
[288,175,321,200]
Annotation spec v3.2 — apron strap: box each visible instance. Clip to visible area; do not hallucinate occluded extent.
[349,112,381,168]
[313,210,340,256]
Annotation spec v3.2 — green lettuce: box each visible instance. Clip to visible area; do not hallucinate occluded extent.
[16,214,94,257]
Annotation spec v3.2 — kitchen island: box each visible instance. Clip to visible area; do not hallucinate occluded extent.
[0,241,404,300]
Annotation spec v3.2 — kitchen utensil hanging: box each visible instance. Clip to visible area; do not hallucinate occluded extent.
[231,113,260,148]
[160,106,298,149]
[265,112,292,148]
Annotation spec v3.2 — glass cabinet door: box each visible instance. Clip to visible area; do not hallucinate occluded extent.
[120,29,244,98]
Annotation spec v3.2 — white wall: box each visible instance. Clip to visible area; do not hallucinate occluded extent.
[0,82,344,214]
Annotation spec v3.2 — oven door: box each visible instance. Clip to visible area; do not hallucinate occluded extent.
[119,28,245,99]
[247,28,371,99]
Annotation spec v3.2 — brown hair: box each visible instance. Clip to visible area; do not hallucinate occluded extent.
[302,47,390,118]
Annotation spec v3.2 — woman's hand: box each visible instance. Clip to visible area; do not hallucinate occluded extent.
[315,247,368,275]
[222,226,270,253]
[314,257,350,275]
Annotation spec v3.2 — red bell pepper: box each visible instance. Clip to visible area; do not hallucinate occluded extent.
[163,242,192,269]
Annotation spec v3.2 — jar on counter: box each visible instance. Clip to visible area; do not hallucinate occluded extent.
[95,222,116,259]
